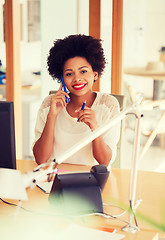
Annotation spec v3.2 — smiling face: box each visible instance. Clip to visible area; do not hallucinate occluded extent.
[63,56,98,96]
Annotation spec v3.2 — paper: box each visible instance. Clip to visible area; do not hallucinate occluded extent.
[37,181,53,193]
[37,169,69,193]
[55,224,125,240]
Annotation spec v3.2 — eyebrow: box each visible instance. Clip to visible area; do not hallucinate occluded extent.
[64,66,89,73]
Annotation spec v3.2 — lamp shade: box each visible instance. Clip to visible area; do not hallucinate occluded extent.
[0,168,28,200]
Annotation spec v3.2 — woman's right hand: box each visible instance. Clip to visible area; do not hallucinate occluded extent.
[49,83,70,116]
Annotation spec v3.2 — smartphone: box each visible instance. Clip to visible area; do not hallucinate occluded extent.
[61,75,69,103]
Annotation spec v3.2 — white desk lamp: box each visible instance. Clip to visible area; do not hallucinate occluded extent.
[0,168,27,200]
[0,97,143,233]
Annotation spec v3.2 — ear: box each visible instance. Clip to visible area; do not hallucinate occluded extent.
[93,72,98,82]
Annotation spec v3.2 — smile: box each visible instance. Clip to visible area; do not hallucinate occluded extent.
[72,83,87,90]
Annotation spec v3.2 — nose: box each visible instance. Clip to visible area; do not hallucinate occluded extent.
[73,73,82,82]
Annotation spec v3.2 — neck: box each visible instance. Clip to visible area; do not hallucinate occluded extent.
[66,91,96,118]
[69,90,95,108]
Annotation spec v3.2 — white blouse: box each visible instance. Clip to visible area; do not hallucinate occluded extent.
[33,92,121,167]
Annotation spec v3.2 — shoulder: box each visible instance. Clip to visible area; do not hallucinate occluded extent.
[36,95,52,122]
[39,95,52,111]
[95,92,120,111]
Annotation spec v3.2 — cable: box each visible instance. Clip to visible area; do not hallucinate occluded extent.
[126,112,137,117]
[0,198,89,218]
[0,198,36,214]
[0,198,17,207]
[0,198,130,225]
[76,212,130,225]
[103,202,126,217]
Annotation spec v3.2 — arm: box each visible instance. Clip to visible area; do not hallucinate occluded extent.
[77,107,112,166]
[33,113,57,165]
[33,84,70,165]
[92,135,112,166]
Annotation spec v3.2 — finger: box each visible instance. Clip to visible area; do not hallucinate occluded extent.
[81,109,93,114]
[78,115,98,130]
[78,114,93,122]
[56,96,67,106]
[59,82,70,102]
[78,110,95,120]
[51,95,67,107]
[57,94,68,105]
[77,113,94,123]
[59,82,63,91]
[78,116,91,123]
[75,107,81,113]
[52,98,66,109]
[75,105,89,113]
[55,89,70,101]
[56,99,66,108]
[79,106,93,113]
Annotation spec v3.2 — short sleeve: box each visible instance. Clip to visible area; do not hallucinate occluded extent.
[32,95,51,149]
[94,93,121,166]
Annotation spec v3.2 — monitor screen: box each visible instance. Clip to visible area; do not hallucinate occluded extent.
[0,101,16,169]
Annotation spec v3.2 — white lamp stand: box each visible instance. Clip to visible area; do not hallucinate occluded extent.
[122,113,143,233]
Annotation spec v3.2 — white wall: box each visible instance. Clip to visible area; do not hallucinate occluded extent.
[123,0,165,98]
[77,0,89,35]
[143,0,165,62]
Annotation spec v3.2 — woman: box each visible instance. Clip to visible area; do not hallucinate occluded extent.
[33,34,120,167]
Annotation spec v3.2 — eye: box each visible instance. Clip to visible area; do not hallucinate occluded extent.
[65,72,72,77]
[81,70,87,74]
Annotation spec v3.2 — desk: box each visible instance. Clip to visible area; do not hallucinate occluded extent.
[1,159,164,240]
[124,67,165,100]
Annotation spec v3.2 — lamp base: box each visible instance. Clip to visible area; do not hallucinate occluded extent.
[122,224,140,234]
[121,199,141,233]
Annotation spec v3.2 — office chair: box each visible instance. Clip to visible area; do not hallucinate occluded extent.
[125,84,165,161]
[111,94,125,168]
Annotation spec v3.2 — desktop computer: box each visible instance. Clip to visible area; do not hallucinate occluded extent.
[0,101,16,169]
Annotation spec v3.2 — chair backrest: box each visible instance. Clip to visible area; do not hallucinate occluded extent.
[111,94,125,168]
[49,90,57,95]
[111,94,125,111]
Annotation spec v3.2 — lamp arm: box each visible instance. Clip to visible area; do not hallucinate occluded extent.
[22,106,132,189]
[55,95,143,165]
[22,98,142,191]
[22,159,58,189]
[56,105,134,165]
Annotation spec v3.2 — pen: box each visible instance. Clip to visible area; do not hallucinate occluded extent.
[61,75,69,103]
[77,100,86,122]
[81,100,86,110]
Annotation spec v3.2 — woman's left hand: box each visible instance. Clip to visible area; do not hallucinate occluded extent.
[77,106,98,131]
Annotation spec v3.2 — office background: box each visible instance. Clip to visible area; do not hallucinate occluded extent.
[0,0,165,172]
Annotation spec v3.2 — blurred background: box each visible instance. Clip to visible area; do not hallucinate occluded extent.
[0,0,165,172]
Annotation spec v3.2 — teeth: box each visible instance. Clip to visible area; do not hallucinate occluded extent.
[73,84,85,89]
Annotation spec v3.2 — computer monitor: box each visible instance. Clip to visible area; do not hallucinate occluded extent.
[0,101,16,169]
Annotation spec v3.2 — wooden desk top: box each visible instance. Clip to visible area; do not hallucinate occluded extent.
[1,159,164,240]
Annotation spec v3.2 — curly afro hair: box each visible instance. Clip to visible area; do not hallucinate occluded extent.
[47,34,106,82]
